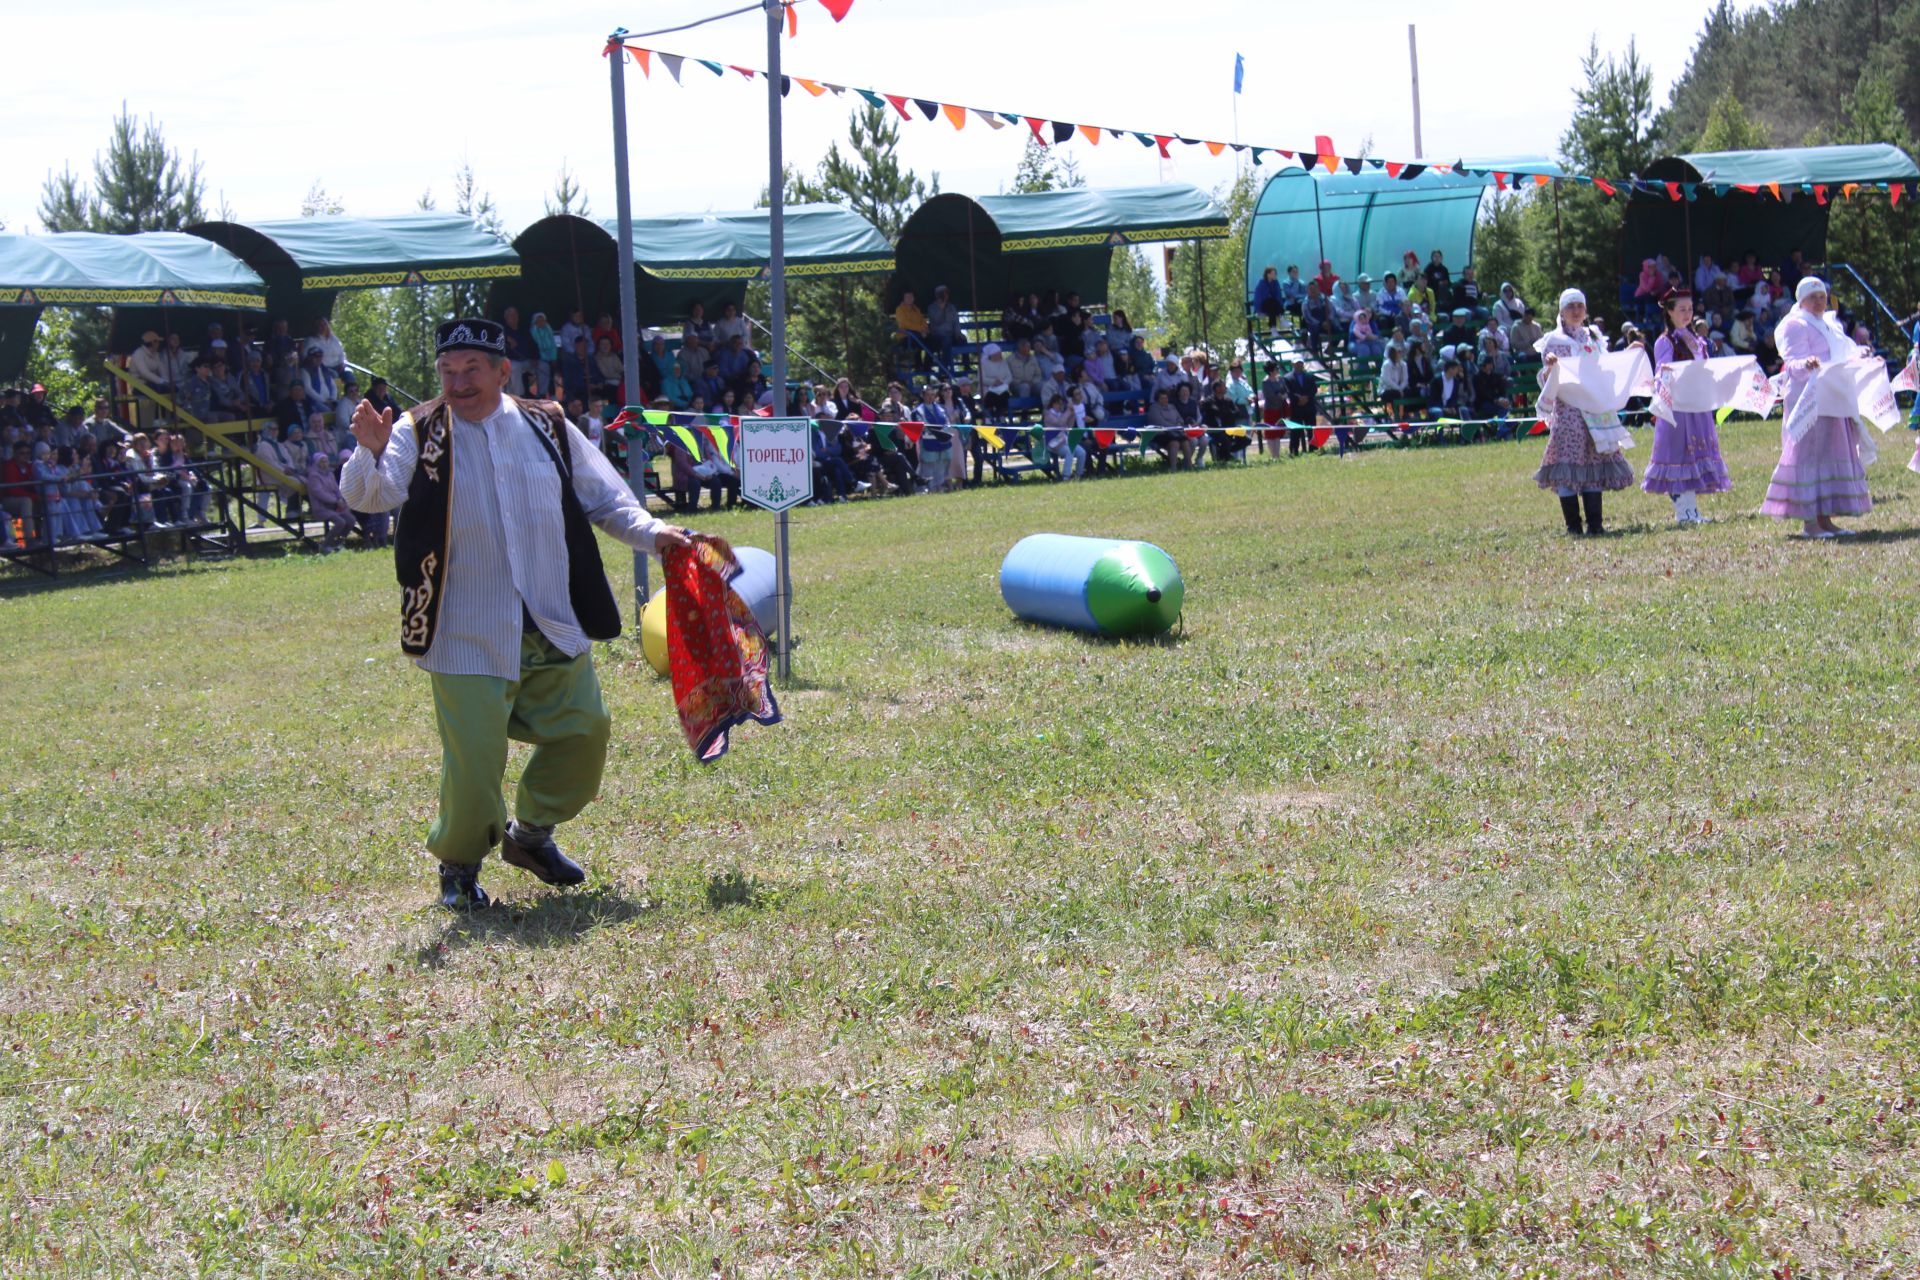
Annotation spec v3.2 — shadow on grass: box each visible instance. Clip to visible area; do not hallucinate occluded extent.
[422,883,660,960]
[1840,526,1920,544]
[1010,619,1187,649]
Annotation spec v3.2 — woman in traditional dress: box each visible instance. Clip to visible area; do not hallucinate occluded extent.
[1762,277,1873,538]
[1643,287,1732,524]
[1535,288,1634,536]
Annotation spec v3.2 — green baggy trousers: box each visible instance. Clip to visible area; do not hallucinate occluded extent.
[426,630,612,866]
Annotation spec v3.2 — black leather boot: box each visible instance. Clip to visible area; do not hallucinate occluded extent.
[1582,491,1605,536]
[438,861,491,910]
[1559,494,1583,536]
[501,820,586,886]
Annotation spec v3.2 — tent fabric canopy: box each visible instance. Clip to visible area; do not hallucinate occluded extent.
[495,205,892,332]
[0,231,266,309]
[187,213,520,292]
[891,184,1228,310]
[1629,143,1920,280]
[1244,158,1561,305]
[1652,143,1919,187]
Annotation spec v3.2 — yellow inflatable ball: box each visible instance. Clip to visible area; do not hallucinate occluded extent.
[640,588,670,676]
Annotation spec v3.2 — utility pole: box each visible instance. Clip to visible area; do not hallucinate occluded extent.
[1409,25,1424,159]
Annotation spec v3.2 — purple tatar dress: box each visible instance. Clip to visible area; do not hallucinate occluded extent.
[1761,309,1871,520]
[1533,323,1634,493]
[1642,331,1732,495]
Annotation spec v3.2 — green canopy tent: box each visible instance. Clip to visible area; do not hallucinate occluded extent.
[1627,144,1920,281]
[494,206,894,332]
[1243,158,1562,307]
[889,185,1230,310]
[0,231,267,381]
[179,212,521,341]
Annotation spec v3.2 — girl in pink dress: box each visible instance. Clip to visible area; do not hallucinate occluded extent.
[1643,287,1732,524]
[1761,277,1873,538]
[1534,288,1634,536]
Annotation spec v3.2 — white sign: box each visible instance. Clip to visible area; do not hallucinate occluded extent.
[740,417,813,513]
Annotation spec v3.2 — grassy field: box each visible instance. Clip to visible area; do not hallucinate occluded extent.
[3,425,1919,1278]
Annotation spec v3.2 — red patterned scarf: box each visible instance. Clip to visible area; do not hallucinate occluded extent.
[663,541,781,762]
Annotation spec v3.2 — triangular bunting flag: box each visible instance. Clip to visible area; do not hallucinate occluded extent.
[1734,183,1759,194]
[1205,140,1225,156]
[786,2,797,36]
[1815,184,1829,205]
[1843,183,1860,198]
[819,0,855,19]
[1385,161,1403,178]
[795,76,826,96]
[1594,178,1616,196]
[974,109,1005,129]
[1319,152,1338,174]
[780,75,791,97]
[730,64,757,79]
[699,59,724,76]
[1534,173,1551,187]
[912,98,939,121]
[975,425,1005,450]
[1315,134,1335,158]
[1093,428,1115,449]
[1079,124,1102,146]
[870,421,897,448]
[883,93,912,119]
[1664,181,1681,202]
[633,47,651,76]
[1154,135,1173,158]
[999,112,1021,125]
[1051,121,1075,145]
[1250,147,1266,166]
[855,88,885,110]
[660,52,685,84]
[1766,181,1781,200]
[1681,182,1698,202]
[1894,183,1905,208]
[1026,117,1049,143]
[1342,157,1362,174]
[1134,132,1157,149]
[1401,164,1426,181]
[897,421,925,444]
[1493,172,1508,191]
[942,103,967,129]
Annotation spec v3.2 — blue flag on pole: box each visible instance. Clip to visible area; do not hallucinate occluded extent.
[1233,53,1245,94]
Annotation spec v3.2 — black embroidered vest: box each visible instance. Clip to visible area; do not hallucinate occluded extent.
[393,394,621,656]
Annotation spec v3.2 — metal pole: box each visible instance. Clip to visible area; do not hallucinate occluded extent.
[608,29,649,610]
[1408,25,1424,159]
[766,0,792,682]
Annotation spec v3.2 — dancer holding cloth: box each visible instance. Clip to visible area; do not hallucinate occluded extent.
[1642,287,1735,524]
[1533,288,1641,536]
[1761,277,1887,538]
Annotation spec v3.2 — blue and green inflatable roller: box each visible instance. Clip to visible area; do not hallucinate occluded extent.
[999,534,1184,637]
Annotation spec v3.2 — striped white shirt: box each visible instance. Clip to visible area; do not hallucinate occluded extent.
[341,397,663,679]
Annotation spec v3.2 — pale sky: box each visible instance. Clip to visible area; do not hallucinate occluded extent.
[2,0,1750,236]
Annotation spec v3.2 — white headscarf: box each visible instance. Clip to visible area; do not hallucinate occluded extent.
[1558,288,1586,312]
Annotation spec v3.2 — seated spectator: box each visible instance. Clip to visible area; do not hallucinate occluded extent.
[1202,379,1251,463]
[1226,361,1254,417]
[83,397,128,447]
[894,288,929,346]
[87,436,134,532]
[925,285,960,356]
[681,301,714,347]
[591,337,623,402]
[176,358,214,422]
[1351,274,1378,318]
[1301,282,1330,356]
[1728,310,1757,355]
[274,380,314,431]
[1734,251,1764,292]
[1144,388,1190,468]
[714,333,752,385]
[269,350,300,403]
[1125,335,1156,389]
[556,308,590,358]
[660,360,693,409]
[1702,271,1735,324]
[122,431,169,526]
[299,348,340,413]
[1510,307,1543,353]
[1253,265,1284,331]
[0,441,34,546]
[1375,274,1406,327]
[155,429,208,524]
[712,301,750,347]
[1006,339,1043,400]
[1493,283,1526,332]
[674,332,709,385]
[1349,309,1384,360]
[979,343,1012,420]
[1314,259,1340,298]
[128,330,173,392]
[52,405,88,450]
[1151,356,1189,399]
[1330,281,1358,331]
[1040,394,1076,480]
[303,318,346,374]
[591,313,622,353]
[1000,293,1035,344]
[1105,306,1136,354]
[1033,333,1066,382]
[1440,308,1476,352]
[1454,266,1483,316]
[1477,332,1511,379]
[208,357,246,421]
[253,420,300,514]
[1634,258,1664,309]
[1471,353,1510,419]
[160,333,194,389]
[61,444,105,541]
[1377,344,1414,412]
[559,337,594,405]
[1083,339,1118,390]
[363,377,399,420]
[1429,357,1471,417]
[261,317,297,368]
[1072,366,1109,423]
[1478,313,1510,355]
[1280,265,1308,314]
[1424,250,1452,313]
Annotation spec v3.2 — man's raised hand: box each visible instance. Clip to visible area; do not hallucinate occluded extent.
[350,399,396,455]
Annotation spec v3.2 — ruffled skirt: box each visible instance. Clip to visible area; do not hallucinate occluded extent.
[1642,409,1732,495]
[1535,406,1633,492]
[1761,417,1870,520]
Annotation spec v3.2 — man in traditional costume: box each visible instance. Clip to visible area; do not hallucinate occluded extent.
[1761,278,1874,538]
[341,319,705,908]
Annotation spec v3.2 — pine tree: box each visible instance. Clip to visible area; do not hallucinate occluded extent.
[1823,70,1920,321]
[1107,247,1163,339]
[37,104,206,234]
[1009,137,1084,194]
[300,182,344,218]
[1164,171,1258,358]
[545,162,591,218]
[1695,89,1770,152]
